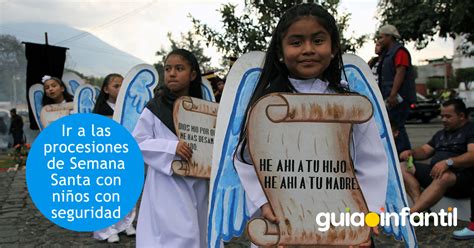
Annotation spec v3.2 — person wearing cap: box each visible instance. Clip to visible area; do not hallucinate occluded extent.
[377,24,417,154]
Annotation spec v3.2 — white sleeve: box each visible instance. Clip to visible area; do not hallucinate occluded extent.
[233,143,268,215]
[132,109,179,176]
[352,117,388,213]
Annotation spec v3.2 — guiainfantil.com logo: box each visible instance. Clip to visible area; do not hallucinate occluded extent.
[315,207,457,232]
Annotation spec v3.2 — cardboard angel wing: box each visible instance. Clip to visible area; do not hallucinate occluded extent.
[28,83,44,130]
[107,64,159,232]
[201,77,216,102]
[343,54,417,247]
[113,64,159,132]
[73,84,98,114]
[62,71,85,96]
[208,51,265,247]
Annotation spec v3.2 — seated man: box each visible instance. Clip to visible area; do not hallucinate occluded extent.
[400,99,474,213]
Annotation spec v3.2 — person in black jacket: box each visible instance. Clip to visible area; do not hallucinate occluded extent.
[9,108,24,151]
[378,24,416,155]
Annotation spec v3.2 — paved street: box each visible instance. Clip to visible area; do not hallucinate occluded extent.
[0,118,472,247]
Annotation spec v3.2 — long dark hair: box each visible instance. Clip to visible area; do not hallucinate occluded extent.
[238,3,348,161]
[249,3,346,107]
[93,73,123,113]
[42,77,74,105]
[164,49,203,99]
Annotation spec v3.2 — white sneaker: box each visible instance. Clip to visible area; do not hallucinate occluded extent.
[125,226,136,236]
[452,227,474,240]
[107,234,120,243]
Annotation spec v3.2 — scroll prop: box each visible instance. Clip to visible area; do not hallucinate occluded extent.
[172,96,218,179]
[40,102,74,128]
[247,93,373,246]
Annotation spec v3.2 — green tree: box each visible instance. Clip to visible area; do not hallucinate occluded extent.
[455,67,474,83]
[154,31,215,86]
[190,0,367,67]
[0,35,27,105]
[377,0,474,55]
[426,76,457,91]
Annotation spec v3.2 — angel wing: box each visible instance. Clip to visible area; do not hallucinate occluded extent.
[201,77,216,102]
[343,54,417,248]
[62,71,85,96]
[208,51,265,247]
[73,84,97,114]
[28,84,44,130]
[94,86,100,100]
[113,64,159,131]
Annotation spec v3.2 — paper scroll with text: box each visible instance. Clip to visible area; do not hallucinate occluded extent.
[246,93,373,246]
[40,102,74,128]
[172,96,218,179]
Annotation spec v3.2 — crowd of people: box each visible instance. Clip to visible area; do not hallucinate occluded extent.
[370,24,474,240]
[7,2,473,246]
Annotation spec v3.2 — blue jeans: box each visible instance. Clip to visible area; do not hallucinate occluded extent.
[388,101,412,152]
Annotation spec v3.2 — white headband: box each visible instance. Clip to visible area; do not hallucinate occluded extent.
[41,75,52,83]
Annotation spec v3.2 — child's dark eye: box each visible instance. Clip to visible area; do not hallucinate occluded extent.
[313,38,323,44]
[164,67,171,72]
[176,66,185,72]
[290,40,302,46]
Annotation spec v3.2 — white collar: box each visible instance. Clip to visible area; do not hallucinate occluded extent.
[288,77,330,94]
[106,100,115,110]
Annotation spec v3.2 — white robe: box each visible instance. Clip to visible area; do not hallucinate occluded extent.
[93,102,136,241]
[235,78,388,216]
[92,210,136,240]
[133,108,209,248]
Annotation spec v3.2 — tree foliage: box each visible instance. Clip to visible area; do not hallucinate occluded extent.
[455,67,474,84]
[190,0,368,64]
[426,76,457,90]
[0,35,27,104]
[377,0,474,55]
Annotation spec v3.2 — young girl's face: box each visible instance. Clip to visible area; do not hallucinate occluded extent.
[281,16,333,79]
[44,79,65,103]
[105,76,123,102]
[164,54,196,96]
[217,80,225,92]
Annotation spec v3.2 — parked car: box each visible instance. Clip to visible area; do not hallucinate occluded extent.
[407,93,441,123]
